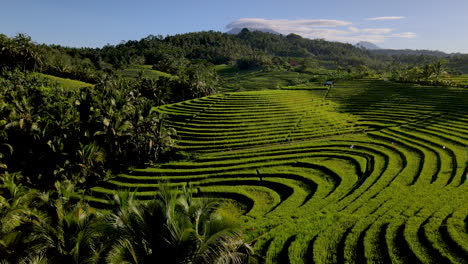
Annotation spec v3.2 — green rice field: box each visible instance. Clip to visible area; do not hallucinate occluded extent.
[450,74,468,86]
[216,66,318,91]
[91,78,468,263]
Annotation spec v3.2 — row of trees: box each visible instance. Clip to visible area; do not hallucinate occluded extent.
[390,61,455,85]
[0,34,105,83]
[0,174,255,263]
[0,33,41,71]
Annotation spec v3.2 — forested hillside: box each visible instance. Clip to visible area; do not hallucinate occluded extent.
[3,29,468,80]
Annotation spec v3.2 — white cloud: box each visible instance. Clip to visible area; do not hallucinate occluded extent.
[348,26,360,33]
[348,27,393,34]
[391,32,417,38]
[366,16,405,21]
[226,18,352,32]
[226,18,416,44]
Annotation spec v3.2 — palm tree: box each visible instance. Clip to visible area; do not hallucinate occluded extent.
[0,173,46,263]
[422,64,433,81]
[0,178,112,264]
[431,60,446,80]
[106,187,254,264]
[175,187,254,264]
[25,181,109,264]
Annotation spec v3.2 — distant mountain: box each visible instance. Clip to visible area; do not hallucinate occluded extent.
[355,41,381,50]
[227,27,281,35]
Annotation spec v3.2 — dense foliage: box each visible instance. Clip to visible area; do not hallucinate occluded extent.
[0,71,178,189]
[0,175,254,263]
[389,61,459,86]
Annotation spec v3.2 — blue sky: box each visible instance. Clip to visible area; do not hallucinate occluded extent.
[1,0,468,53]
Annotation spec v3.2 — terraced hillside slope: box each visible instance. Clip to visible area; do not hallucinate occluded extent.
[92,78,468,264]
[451,75,468,86]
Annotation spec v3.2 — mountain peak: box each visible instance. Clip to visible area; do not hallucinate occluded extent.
[355,41,381,50]
[227,27,281,35]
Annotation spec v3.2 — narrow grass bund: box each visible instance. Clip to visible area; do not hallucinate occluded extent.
[92,79,468,263]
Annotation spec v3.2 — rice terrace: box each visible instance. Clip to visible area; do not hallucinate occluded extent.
[90,78,468,263]
[2,1,468,263]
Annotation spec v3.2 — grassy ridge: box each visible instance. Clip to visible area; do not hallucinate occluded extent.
[35,73,94,89]
[119,65,172,79]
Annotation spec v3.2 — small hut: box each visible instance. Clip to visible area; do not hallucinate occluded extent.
[324,81,333,87]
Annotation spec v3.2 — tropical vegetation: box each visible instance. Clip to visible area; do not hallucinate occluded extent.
[1,30,468,263]
[0,174,254,263]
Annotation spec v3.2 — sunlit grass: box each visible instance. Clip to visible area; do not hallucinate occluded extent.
[35,73,93,89]
[119,64,172,79]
